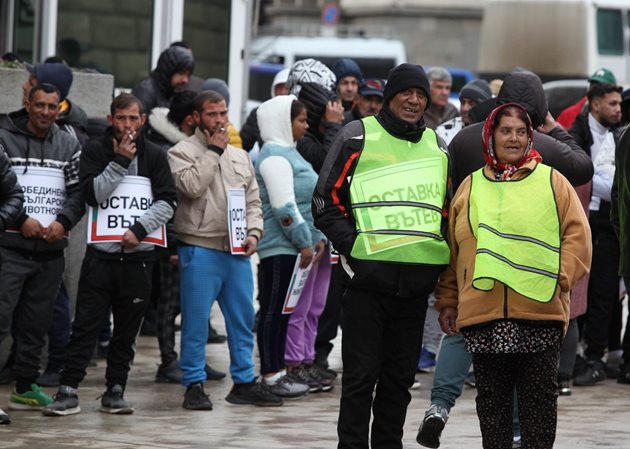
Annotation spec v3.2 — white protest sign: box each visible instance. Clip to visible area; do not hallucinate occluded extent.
[87,176,166,247]
[16,166,66,228]
[282,254,313,314]
[227,188,247,254]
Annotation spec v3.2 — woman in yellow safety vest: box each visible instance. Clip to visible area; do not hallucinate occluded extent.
[435,102,592,449]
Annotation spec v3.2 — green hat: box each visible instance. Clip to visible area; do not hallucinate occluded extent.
[588,68,616,85]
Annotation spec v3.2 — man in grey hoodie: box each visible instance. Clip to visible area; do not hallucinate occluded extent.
[0,83,83,419]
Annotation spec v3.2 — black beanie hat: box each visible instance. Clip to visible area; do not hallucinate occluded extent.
[383,63,431,108]
[28,63,73,100]
[459,79,492,104]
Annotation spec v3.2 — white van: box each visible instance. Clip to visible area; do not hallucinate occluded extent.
[478,0,630,82]
[250,35,407,81]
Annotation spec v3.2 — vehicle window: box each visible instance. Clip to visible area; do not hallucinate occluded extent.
[294,56,396,79]
[597,9,623,55]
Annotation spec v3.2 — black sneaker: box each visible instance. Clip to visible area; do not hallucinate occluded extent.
[183,382,213,410]
[309,363,337,381]
[416,404,449,448]
[155,360,182,384]
[100,384,134,414]
[0,407,10,424]
[205,364,226,381]
[207,325,227,344]
[618,364,630,384]
[288,365,321,393]
[558,379,572,396]
[305,365,334,391]
[574,360,607,386]
[42,386,81,416]
[225,381,283,406]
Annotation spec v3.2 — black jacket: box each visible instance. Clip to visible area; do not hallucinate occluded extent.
[0,110,84,253]
[449,71,594,191]
[0,150,24,231]
[240,107,262,152]
[297,122,342,174]
[132,46,195,113]
[80,128,177,252]
[312,117,450,298]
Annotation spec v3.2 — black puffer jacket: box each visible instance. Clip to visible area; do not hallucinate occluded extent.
[448,70,594,190]
[132,46,195,113]
[0,149,24,232]
[296,82,342,173]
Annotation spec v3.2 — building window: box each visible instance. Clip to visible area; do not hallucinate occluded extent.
[597,9,623,55]
[56,0,153,87]
[183,0,229,82]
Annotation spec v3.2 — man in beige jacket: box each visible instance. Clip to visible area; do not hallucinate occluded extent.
[168,90,282,410]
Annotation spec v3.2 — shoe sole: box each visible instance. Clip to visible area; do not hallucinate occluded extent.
[8,402,48,411]
[182,404,213,411]
[224,396,284,407]
[42,406,81,416]
[416,416,446,448]
[100,406,134,414]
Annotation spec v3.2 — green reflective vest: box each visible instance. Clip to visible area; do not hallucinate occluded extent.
[469,164,560,302]
[348,116,450,264]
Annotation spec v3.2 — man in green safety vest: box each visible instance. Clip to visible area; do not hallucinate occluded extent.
[313,63,451,449]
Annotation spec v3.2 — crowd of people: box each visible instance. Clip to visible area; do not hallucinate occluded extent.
[0,42,628,449]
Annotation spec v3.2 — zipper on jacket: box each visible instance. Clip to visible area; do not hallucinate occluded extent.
[463,268,467,283]
[503,285,508,318]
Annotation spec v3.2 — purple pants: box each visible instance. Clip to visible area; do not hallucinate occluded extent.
[285,247,332,365]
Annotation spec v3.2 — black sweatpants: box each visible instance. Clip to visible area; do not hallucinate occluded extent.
[0,247,64,385]
[60,251,152,388]
[584,213,621,361]
[156,253,180,365]
[314,263,344,366]
[472,344,560,449]
[257,255,295,375]
[337,288,427,449]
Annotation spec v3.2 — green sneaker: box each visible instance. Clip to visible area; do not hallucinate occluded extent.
[9,384,53,410]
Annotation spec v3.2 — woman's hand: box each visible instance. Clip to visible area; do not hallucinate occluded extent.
[438,306,459,336]
[312,239,327,263]
[299,246,314,268]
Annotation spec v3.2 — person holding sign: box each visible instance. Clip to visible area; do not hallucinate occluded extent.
[312,63,452,449]
[0,83,83,421]
[255,95,330,398]
[43,93,177,417]
[168,90,282,410]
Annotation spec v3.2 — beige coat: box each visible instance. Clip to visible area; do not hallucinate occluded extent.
[167,128,263,251]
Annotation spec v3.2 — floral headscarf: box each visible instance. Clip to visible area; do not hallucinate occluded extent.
[482,102,542,181]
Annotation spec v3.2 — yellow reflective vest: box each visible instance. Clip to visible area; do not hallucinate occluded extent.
[348,116,450,264]
[469,164,560,302]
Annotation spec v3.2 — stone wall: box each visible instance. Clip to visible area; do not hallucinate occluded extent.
[56,0,152,88]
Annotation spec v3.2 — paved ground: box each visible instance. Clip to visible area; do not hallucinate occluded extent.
[1,314,629,448]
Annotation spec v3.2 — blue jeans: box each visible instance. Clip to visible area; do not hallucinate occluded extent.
[178,246,255,386]
[431,333,471,410]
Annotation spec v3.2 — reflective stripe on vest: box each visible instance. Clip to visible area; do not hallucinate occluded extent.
[468,164,560,302]
[348,116,450,264]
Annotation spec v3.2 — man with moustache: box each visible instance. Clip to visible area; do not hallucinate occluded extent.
[43,93,177,416]
[343,78,385,124]
[0,84,83,419]
[570,82,625,386]
[313,63,450,449]
[168,90,281,410]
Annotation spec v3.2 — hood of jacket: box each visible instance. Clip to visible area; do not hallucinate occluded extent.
[496,69,548,128]
[148,107,188,145]
[151,46,195,98]
[257,95,297,147]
